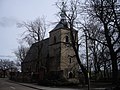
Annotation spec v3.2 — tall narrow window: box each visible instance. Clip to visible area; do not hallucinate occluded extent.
[54,36,56,43]
[66,36,69,43]
[69,58,71,63]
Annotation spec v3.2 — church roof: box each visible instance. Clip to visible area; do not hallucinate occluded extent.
[52,19,68,31]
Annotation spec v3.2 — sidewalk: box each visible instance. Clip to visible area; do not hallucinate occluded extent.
[18,82,82,90]
[18,82,107,90]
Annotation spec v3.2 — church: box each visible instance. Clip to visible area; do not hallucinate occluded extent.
[21,5,79,81]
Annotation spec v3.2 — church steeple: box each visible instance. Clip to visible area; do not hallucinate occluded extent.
[60,2,66,22]
[52,2,68,31]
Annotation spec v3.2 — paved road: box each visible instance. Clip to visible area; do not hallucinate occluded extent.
[0,78,107,90]
[0,78,81,90]
[0,78,38,90]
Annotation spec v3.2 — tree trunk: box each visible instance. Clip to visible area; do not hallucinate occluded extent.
[69,24,88,84]
[104,24,118,84]
[74,46,88,84]
[110,51,118,84]
[104,60,106,78]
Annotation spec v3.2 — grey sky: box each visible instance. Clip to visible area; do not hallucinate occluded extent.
[0,0,58,60]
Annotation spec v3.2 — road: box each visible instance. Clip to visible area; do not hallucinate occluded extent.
[0,78,81,90]
[0,78,39,90]
[0,78,107,90]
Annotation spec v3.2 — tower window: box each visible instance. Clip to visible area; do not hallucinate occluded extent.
[54,36,56,43]
[66,36,69,43]
[69,58,71,63]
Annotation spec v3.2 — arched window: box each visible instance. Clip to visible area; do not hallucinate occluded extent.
[54,36,56,43]
[69,72,73,78]
[66,36,69,43]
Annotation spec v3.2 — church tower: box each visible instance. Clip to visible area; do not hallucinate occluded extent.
[49,2,78,78]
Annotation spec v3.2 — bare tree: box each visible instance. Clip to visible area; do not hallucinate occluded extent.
[0,59,18,77]
[18,17,47,73]
[14,45,28,62]
[18,17,47,46]
[84,0,120,84]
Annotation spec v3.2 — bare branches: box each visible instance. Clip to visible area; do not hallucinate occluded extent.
[0,59,18,71]
[14,45,29,62]
[86,0,120,83]
[17,17,47,46]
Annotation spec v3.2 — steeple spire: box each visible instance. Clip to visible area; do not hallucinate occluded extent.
[60,2,66,21]
[52,1,68,31]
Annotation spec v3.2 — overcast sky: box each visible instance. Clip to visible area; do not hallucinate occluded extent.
[0,0,58,60]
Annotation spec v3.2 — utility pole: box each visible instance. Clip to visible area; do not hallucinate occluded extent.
[85,34,90,90]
